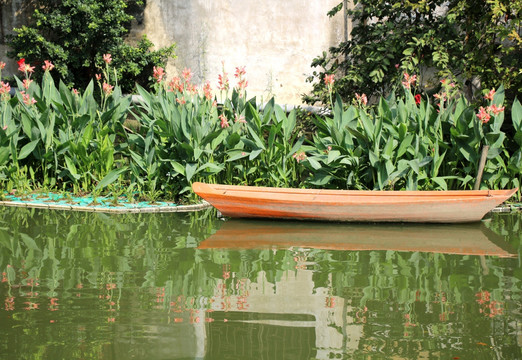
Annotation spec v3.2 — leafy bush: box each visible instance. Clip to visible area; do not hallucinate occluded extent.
[0,59,520,202]
[305,0,522,106]
[6,0,175,93]
[302,82,521,199]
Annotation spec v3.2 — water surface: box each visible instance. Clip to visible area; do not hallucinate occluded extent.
[0,207,520,359]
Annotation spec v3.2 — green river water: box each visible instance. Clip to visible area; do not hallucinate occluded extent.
[0,207,520,360]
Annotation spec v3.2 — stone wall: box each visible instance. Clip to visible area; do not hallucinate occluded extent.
[1,0,345,104]
[131,0,345,104]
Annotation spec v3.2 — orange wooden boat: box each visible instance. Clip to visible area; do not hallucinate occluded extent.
[199,220,516,257]
[192,182,518,223]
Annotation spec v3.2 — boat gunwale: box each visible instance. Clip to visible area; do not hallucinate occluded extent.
[194,182,518,199]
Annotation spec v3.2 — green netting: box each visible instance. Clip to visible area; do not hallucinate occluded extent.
[1,192,181,211]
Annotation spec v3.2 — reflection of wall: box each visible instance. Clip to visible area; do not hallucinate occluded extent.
[127,0,345,104]
[206,269,363,358]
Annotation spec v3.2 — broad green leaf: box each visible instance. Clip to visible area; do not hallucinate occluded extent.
[432,177,448,190]
[95,166,128,190]
[186,163,198,182]
[512,98,521,132]
[170,161,185,176]
[306,157,322,170]
[18,140,39,160]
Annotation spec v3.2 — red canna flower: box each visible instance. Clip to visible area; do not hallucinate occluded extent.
[42,60,54,71]
[17,58,35,74]
[402,73,417,89]
[182,68,193,82]
[103,54,112,64]
[102,82,114,96]
[219,114,229,128]
[414,94,421,105]
[323,74,335,86]
[476,107,490,124]
[484,89,495,101]
[488,104,505,116]
[203,81,212,100]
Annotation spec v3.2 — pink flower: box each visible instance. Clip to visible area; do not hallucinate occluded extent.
[42,60,54,71]
[355,93,368,106]
[176,97,186,105]
[292,151,307,163]
[95,74,102,81]
[324,74,335,86]
[0,62,5,70]
[235,113,246,124]
[484,89,495,101]
[103,54,112,64]
[20,91,36,105]
[182,68,193,82]
[102,82,114,96]
[153,66,165,83]
[402,73,417,89]
[414,94,421,105]
[219,114,229,128]
[234,66,246,79]
[72,88,79,96]
[203,81,212,100]
[433,93,446,102]
[22,79,33,89]
[168,76,183,93]
[218,73,229,92]
[477,106,491,124]
[0,81,11,96]
[488,104,505,116]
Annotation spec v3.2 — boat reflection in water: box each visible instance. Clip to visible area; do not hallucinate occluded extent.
[199,219,516,257]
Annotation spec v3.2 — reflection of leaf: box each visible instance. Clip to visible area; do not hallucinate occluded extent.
[6,265,16,283]
[20,233,41,251]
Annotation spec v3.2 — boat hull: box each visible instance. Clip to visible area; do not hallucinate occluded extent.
[192,182,518,223]
[199,220,516,257]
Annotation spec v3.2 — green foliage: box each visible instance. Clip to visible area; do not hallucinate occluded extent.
[305,0,522,106]
[6,0,175,93]
[303,86,521,197]
[0,59,520,202]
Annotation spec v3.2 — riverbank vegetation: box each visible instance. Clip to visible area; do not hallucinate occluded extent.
[0,57,520,203]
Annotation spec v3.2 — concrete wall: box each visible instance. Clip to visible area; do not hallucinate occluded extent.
[1,0,345,104]
[131,0,344,104]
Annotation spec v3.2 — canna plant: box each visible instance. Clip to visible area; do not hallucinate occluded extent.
[301,74,520,195]
[0,57,131,194]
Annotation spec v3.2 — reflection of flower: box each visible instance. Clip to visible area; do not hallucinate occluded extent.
[476,290,504,318]
[4,297,15,311]
[24,301,39,310]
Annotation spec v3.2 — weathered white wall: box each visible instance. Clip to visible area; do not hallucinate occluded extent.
[1,0,345,104]
[132,0,344,104]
